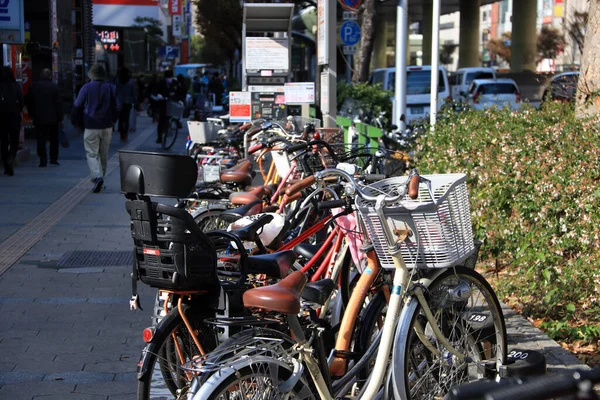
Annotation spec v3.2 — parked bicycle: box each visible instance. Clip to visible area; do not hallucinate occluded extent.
[162,101,184,150]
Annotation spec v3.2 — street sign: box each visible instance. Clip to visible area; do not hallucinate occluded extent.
[284,82,315,104]
[340,0,361,10]
[339,21,360,46]
[229,92,252,123]
[0,0,25,44]
[343,45,357,55]
[343,11,358,20]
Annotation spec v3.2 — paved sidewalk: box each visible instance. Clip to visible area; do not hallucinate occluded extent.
[0,113,586,399]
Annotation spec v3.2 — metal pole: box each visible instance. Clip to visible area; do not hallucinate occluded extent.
[429,0,440,128]
[394,0,408,131]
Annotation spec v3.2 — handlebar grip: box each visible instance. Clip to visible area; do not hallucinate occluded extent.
[284,176,316,197]
[408,175,420,199]
[246,127,262,138]
[239,122,252,131]
[248,143,265,154]
[486,373,576,400]
[362,174,386,182]
[317,199,346,210]
[287,143,308,153]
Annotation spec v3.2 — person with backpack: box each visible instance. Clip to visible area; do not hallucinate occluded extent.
[26,68,63,167]
[72,63,121,193]
[0,66,24,176]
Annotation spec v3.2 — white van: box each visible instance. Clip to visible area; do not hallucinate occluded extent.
[370,66,451,126]
[451,67,496,102]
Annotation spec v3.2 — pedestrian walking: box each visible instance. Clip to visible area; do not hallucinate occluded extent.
[26,69,63,167]
[115,67,136,142]
[0,66,24,176]
[72,63,121,193]
[152,70,177,143]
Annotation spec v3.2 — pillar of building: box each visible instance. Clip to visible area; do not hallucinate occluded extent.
[372,17,388,69]
[422,0,433,65]
[458,0,481,68]
[510,0,537,72]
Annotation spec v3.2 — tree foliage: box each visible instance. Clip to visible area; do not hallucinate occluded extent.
[567,11,588,54]
[487,32,512,63]
[537,25,564,62]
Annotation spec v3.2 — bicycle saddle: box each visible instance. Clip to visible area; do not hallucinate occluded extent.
[229,214,273,243]
[222,199,262,218]
[243,271,307,314]
[246,250,295,279]
[230,186,265,205]
[301,278,335,305]
[293,243,322,260]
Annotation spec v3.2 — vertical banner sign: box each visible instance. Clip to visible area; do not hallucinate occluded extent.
[317,0,328,65]
[320,71,329,113]
[229,92,252,123]
[172,15,182,37]
[170,0,181,15]
[0,0,25,44]
[50,0,58,84]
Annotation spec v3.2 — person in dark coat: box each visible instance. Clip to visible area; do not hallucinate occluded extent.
[115,67,136,142]
[207,72,224,106]
[0,66,24,176]
[26,69,63,167]
[152,70,176,143]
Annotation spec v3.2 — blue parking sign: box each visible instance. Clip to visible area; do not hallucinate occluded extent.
[340,21,361,46]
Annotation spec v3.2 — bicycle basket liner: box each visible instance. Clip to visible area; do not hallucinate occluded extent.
[167,101,185,120]
[126,200,218,290]
[355,173,475,269]
[188,121,218,143]
[271,148,292,179]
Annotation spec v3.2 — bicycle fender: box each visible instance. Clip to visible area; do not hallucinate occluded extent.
[191,356,299,399]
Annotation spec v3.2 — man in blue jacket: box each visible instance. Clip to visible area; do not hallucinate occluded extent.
[72,63,121,193]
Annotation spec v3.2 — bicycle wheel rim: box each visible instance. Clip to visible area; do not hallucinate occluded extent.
[392,266,507,400]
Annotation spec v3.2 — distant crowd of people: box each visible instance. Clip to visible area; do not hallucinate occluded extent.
[0,64,228,191]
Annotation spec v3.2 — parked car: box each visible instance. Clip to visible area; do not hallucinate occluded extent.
[541,71,579,103]
[464,78,521,110]
[451,67,496,102]
[369,65,451,127]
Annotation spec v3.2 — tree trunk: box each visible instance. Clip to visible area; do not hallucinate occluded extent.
[352,0,376,83]
[575,0,600,118]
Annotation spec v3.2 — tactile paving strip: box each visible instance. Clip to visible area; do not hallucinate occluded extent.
[0,125,154,276]
[57,251,133,268]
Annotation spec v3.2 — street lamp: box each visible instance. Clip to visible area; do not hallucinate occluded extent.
[144,27,150,71]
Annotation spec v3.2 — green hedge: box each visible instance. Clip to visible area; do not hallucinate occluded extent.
[416,103,600,346]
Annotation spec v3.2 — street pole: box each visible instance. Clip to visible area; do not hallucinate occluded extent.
[430,0,440,128]
[394,0,408,131]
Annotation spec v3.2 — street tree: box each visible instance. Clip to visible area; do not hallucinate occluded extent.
[133,17,165,69]
[576,0,600,118]
[537,25,564,63]
[487,32,512,63]
[352,0,376,83]
[568,11,588,54]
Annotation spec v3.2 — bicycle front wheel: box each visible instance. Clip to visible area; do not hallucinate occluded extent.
[392,266,507,400]
[162,119,179,150]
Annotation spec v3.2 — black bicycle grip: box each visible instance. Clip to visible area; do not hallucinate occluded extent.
[286,142,308,153]
[486,373,577,400]
[317,199,346,210]
[362,174,386,182]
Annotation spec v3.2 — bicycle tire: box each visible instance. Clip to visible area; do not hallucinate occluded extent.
[392,266,507,400]
[137,304,217,400]
[194,210,241,231]
[162,118,179,150]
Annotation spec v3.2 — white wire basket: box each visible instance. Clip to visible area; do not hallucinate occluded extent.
[167,101,185,120]
[188,121,219,144]
[355,173,475,269]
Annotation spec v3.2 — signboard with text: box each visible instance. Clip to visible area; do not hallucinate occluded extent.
[170,0,181,15]
[0,0,25,44]
[229,92,252,123]
[317,0,328,65]
[245,37,289,73]
[172,15,182,37]
[97,30,122,52]
[284,82,315,104]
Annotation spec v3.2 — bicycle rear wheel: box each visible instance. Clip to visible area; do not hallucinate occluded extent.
[137,304,217,400]
[162,119,179,150]
[392,266,507,400]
